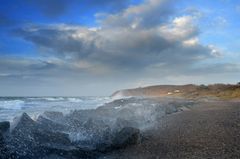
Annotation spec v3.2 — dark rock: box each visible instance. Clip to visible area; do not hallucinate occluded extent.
[37,115,67,132]
[0,121,10,134]
[0,132,8,159]
[115,118,136,131]
[8,113,74,158]
[0,121,10,159]
[63,110,97,132]
[11,112,71,145]
[43,111,64,122]
[11,112,36,134]
[9,113,39,158]
[68,109,96,123]
[33,130,71,146]
[69,118,113,148]
[112,127,141,149]
[83,118,109,131]
[40,144,99,159]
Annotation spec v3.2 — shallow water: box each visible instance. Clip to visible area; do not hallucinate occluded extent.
[0,96,112,122]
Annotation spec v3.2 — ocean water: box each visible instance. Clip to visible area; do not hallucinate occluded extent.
[0,96,112,122]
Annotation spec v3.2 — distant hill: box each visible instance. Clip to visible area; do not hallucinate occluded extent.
[111,84,240,99]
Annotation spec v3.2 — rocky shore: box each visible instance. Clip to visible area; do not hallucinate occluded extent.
[0,97,193,159]
[1,97,240,159]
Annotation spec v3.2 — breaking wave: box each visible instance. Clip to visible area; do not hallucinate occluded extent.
[0,96,112,122]
[0,100,25,110]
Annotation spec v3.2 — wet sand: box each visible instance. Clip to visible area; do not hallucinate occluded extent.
[103,100,240,159]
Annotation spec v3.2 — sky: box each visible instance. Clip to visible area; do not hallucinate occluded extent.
[0,0,240,96]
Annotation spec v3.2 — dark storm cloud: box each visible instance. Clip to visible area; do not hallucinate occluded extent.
[13,26,97,59]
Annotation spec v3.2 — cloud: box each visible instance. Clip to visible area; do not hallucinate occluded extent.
[0,57,57,77]
[13,10,216,73]
[2,0,239,95]
[97,0,174,29]
[0,56,127,96]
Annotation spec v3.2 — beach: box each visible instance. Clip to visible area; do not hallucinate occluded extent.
[1,97,240,158]
[103,100,240,159]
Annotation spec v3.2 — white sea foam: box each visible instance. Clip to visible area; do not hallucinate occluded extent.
[43,97,65,101]
[0,96,112,122]
[67,98,83,103]
[0,100,25,110]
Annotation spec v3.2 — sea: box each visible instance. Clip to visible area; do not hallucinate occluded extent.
[0,96,112,122]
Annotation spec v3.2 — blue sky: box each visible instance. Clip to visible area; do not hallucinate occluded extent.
[0,0,240,96]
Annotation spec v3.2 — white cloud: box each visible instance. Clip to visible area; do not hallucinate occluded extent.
[157,16,197,41]
[3,0,238,95]
[13,0,219,74]
[183,38,199,46]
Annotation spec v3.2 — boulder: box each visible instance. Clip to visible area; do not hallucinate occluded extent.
[9,113,39,158]
[11,112,71,146]
[0,121,10,134]
[112,127,141,149]
[8,113,73,158]
[39,144,99,159]
[11,112,36,134]
[43,111,64,122]
[33,130,71,146]
[71,118,113,148]
[0,132,7,159]
[83,118,109,131]
[36,115,67,132]
[0,122,10,159]
[115,118,136,131]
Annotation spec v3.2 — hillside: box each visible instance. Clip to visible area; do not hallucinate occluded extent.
[112,84,240,99]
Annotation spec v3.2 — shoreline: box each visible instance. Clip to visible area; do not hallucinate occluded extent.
[1,97,240,158]
[103,100,240,158]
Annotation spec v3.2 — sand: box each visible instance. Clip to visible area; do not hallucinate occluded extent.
[102,100,240,159]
